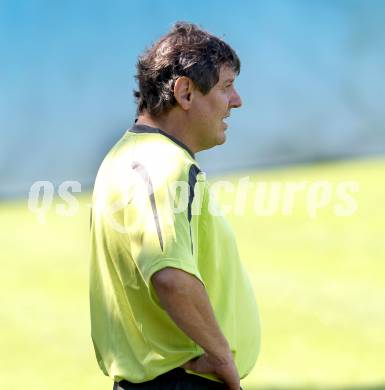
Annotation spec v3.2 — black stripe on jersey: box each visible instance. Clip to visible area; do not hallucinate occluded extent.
[188,164,201,254]
[132,161,164,252]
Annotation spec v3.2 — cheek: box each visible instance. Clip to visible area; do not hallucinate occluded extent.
[193,101,214,124]
[192,91,228,124]
[207,95,228,118]
[215,94,229,113]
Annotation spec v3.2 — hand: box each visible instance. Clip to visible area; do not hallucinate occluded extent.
[181,353,240,390]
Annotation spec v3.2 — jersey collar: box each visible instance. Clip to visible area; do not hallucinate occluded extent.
[129,123,195,159]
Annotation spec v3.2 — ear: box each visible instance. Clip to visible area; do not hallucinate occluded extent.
[173,76,194,110]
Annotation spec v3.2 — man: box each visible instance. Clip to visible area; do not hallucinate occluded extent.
[89,22,260,390]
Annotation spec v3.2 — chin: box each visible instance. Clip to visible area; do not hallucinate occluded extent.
[217,136,226,145]
[217,130,226,145]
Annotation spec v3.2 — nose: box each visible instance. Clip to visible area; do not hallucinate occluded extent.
[230,88,242,109]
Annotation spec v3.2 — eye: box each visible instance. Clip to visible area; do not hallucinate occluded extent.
[225,81,235,90]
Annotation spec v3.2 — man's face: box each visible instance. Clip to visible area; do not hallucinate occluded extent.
[189,66,242,151]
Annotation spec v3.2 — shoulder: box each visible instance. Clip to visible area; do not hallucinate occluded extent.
[128,131,197,183]
[95,129,203,197]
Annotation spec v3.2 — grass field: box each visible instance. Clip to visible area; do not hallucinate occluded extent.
[1,157,384,390]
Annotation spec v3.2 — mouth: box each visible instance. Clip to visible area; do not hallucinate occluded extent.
[222,114,230,129]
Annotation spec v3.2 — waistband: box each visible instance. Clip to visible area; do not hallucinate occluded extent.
[115,367,232,389]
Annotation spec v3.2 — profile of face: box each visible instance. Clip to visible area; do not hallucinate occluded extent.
[189,65,242,151]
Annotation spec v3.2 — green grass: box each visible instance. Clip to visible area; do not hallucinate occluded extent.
[1,156,385,390]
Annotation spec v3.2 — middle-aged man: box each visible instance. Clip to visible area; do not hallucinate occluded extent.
[89,22,260,390]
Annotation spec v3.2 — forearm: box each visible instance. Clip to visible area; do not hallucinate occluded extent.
[151,267,231,361]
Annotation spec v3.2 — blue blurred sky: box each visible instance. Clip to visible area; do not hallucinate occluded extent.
[1,0,385,197]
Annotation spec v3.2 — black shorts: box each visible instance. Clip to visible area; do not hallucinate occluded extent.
[113,368,239,389]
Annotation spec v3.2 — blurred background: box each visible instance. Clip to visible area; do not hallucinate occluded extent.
[1,1,384,389]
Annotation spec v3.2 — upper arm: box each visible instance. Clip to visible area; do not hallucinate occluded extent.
[151,266,206,310]
[152,266,205,292]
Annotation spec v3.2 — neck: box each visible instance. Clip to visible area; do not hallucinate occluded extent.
[135,111,200,153]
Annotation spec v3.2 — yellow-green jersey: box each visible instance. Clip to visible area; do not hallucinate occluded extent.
[89,123,260,383]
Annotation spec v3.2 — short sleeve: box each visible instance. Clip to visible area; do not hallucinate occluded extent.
[124,160,204,290]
